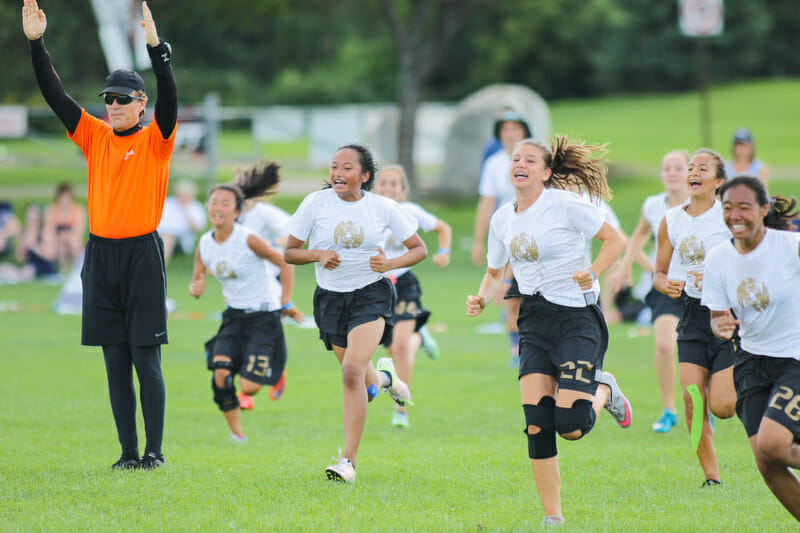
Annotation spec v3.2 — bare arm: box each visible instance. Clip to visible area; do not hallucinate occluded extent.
[653,218,684,298]
[466,266,505,317]
[284,235,341,269]
[189,247,206,298]
[573,222,625,290]
[369,234,428,273]
[432,219,452,267]
[606,215,652,294]
[471,196,495,266]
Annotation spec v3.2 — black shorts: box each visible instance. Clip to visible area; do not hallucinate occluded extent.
[503,277,522,299]
[313,277,396,350]
[734,352,800,439]
[517,293,608,394]
[81,232,167,346]
[204,308,287,386]
[676,295,735,372]
[644,287,682,321]
[392,271,430,331]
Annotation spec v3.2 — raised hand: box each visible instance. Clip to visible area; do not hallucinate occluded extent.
[22,0,47,40]
[140,1,160,46]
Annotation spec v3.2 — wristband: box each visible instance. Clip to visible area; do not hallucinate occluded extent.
[437,248,450,255]
[270,238,277,247]
[503,278,513,285]
[589,270,597,281]
[280,301,293,310]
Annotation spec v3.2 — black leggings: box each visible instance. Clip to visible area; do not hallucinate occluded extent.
[102,344,165,457]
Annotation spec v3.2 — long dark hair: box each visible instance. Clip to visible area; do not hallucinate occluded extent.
[515,136,611,201]
[233,159,281,199]
[718,175,799,231]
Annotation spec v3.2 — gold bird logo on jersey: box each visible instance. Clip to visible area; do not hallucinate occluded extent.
[215,261,238,279]
[678,236,705,265]
[510,233,538,262]
[333,220,365,249]
[737,277,769,312]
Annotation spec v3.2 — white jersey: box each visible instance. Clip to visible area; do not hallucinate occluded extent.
[487,188,605,307]
[702,229,800,360]
[384,201,437,279]
[198,224,281,311]
[478,150,515,208]
[239,202,291,279]
[664,201,731,299]
[642,192,689,254]
[289,189,418,292]
[157,196,206,250]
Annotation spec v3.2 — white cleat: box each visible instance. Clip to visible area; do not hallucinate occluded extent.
[376,357,413,406]
[325,450,355,483]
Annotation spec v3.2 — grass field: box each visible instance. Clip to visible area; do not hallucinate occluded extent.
[2,193,799,532]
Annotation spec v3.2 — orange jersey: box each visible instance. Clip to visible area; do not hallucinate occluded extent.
[68,110,176,239]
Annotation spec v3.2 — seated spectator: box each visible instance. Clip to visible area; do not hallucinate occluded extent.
[157,179,206,264]
[43,182,86,272]
[0,203,58,283]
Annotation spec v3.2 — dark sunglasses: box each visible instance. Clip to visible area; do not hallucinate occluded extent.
[103,94,142,105]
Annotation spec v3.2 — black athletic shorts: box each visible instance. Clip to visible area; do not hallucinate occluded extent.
[517,293,608,394]
[313,277,396,350]
[81,232,167,346]
[676,295,735,372]
[503,277,522,299]
[204,308,286,386]
[734,351,800,439]
[644,287,682,321]
[392,271,430,331]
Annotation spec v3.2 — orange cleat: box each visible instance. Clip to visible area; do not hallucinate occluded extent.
[238,393,254,410]
[269,369,287,401]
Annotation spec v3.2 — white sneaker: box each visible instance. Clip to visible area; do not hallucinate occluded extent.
[391,410,409,428]
[376,357,413,406]
[418,325,440,359]
[595,370,632,428]
[230,433,248,443]
[325,450,355,483]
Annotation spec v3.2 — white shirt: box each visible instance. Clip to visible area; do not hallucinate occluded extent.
[239,202,291,279]
[478,150,515,209]
[487,188,605,307]
[384,201,438,279]
[664,201,731,299]
[289,189,418,292]
[702,229,800,359]
[198,224,281,311]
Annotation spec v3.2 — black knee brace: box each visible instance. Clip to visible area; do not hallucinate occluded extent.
[211,360,238,412]
[522,396,557,459]
[553,399,596,438]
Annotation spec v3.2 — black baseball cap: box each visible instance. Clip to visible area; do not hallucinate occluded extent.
[98,69,146,96]
[493,110,532,140]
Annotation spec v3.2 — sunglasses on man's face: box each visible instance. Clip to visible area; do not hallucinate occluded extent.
[103,94,142,105]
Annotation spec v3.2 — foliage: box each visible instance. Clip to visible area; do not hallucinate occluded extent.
[2,0,799,106]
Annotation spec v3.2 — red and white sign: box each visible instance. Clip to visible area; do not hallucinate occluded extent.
[679,0,724,37]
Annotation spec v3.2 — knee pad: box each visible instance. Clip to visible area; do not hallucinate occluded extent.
[211,360,238,412]
[522,396,556,459]
[553,399,596,438]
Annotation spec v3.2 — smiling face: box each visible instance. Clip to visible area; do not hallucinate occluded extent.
[105,91,147,131]
[207,188,240,230]
[510,143,551,194]
[661,153,688,194]
[687,153,723,198]
[722,183,768,243]
[375,168,405,201]
[330,148,369,201]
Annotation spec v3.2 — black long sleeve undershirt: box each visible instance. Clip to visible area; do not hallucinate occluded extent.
[29,37,177,139]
